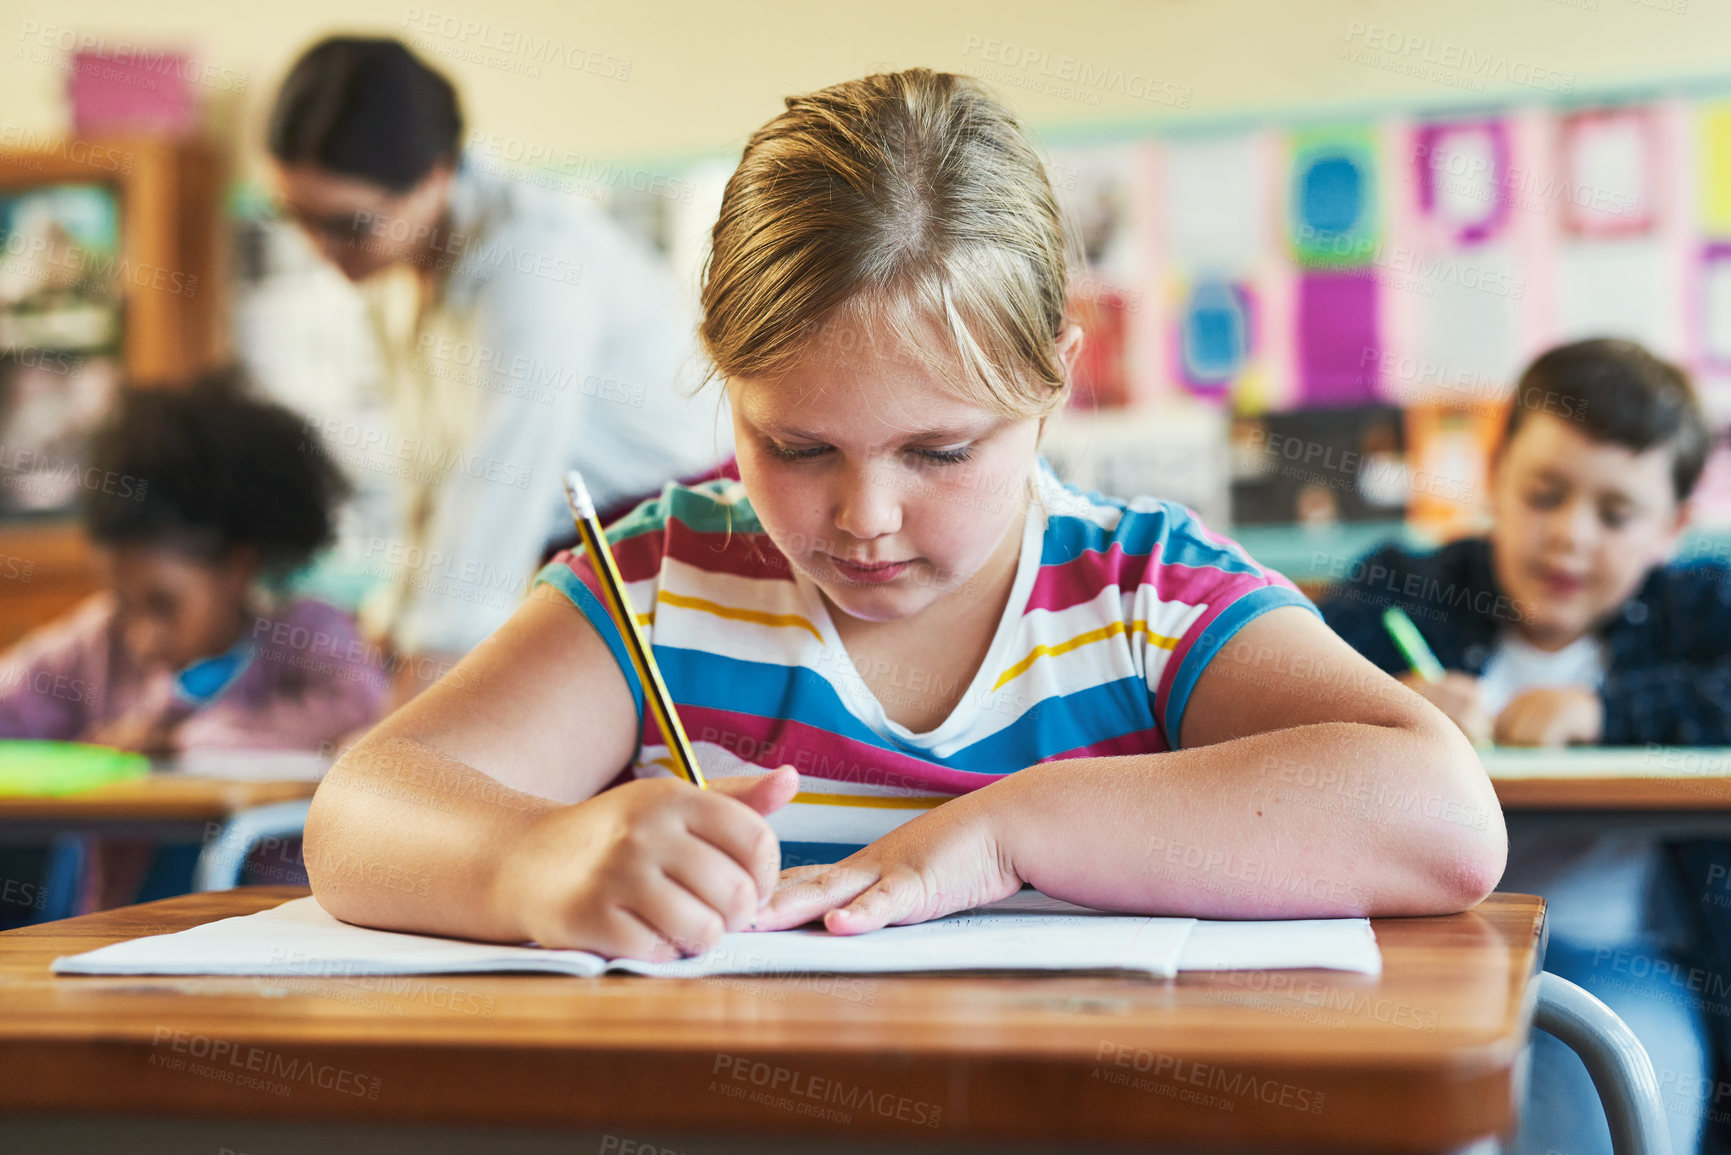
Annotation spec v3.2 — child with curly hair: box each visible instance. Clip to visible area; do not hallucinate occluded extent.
[0,370,386,752]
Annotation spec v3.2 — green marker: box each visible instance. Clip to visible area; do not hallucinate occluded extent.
[1382,607,1445,683]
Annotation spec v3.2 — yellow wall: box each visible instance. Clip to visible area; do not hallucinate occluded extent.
[5,0,1726,181]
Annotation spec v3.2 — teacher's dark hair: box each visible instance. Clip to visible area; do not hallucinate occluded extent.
[268,37,463,192]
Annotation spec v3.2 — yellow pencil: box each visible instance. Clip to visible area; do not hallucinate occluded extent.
[562,470,707,789]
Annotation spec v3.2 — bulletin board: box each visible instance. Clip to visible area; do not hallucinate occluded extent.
[1040,96,1731,422]
[1029,92,1731,530]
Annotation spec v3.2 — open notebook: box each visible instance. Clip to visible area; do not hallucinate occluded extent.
[53,891,1381,980]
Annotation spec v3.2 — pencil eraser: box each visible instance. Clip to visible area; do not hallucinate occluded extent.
[563,471,596,520]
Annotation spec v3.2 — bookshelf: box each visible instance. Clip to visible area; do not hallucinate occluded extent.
[0,135,225,648]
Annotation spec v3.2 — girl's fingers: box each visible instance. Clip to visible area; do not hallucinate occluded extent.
[593,906,678,962]
[760,863,832,907]
[770,863,834,891]
[661,840,761,932]
[822,870,927,936]
[683,792,782,896]
[706,766,800,816]
[625,873,729,960]
[754,864,880,931]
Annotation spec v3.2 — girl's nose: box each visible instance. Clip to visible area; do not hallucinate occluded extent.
[833,463,902,541]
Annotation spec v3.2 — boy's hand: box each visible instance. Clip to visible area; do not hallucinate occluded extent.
[1494,688,1604,747]
[1398,671,1492,746]
[504,766,796,960]
[753,792,1022,935]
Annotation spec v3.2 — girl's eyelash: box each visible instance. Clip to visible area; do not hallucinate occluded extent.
[765,441,830,462]
[762,441,973,465]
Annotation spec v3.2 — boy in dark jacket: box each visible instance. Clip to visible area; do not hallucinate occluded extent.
[1319,339,1729,1155]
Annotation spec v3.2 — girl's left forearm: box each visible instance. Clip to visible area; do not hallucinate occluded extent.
[986,718,1505,919]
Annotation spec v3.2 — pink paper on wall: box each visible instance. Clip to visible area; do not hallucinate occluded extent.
[1413,120,1512,246]
[70,51,196,136]
[1297,271,1380,406]
[1560,108,1658,238]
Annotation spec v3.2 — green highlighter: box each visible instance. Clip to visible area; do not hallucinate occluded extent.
[0,741,150,796]
[1381,607,1446,683]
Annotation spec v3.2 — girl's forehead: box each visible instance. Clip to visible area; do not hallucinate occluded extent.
[731,366,1007,439]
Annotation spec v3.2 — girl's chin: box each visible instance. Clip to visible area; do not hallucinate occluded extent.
[818,582,934,624]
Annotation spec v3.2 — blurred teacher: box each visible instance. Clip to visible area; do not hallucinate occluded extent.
[266,37,726,704]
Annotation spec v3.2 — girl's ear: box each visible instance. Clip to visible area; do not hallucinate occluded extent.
[1039,324,1086,444]
[1056,323,1086,384]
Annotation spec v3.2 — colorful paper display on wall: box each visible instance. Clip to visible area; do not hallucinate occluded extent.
[1036,93,1731,432]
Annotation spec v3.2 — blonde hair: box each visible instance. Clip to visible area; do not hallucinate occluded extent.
[700,69,1071,420]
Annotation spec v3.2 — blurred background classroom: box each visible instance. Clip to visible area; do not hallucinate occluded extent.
[2,0,1730,922]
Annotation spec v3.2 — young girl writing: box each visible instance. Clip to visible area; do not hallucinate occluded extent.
[306,70,1505,958]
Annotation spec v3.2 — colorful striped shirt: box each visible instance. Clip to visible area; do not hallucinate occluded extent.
[534,461,1315,867]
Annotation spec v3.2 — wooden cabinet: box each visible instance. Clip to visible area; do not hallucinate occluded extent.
[0,136,226,649]
[0,521,103,649]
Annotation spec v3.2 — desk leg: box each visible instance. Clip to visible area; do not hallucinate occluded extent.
[1534,972,1672,1155]
[39,834,86,921]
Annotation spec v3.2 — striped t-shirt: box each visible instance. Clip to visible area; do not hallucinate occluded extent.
[534,461,1315,867]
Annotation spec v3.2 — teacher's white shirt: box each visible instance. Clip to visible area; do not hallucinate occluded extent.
[366,155,730,656]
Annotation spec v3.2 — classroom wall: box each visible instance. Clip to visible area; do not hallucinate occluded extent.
[4,0,1728,180]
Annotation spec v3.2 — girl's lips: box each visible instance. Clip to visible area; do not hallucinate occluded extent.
[828,556,913,584]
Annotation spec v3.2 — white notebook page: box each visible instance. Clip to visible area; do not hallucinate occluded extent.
[53,891,1381,979]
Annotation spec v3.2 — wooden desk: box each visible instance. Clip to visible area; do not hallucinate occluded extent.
[0,776,316,825]
[0,769,322,919]
[1485,747,1731,842]
[0,887,1546,1154]
[0,776,317,844]
[0,751,326,844]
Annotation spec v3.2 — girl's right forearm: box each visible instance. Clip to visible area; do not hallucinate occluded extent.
[303,733,560,942]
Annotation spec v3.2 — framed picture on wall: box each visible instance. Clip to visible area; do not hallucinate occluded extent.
[0,183,123,516]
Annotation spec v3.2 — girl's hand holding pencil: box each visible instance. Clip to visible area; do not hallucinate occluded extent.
[505,766,798,960]
[529,470,804,959]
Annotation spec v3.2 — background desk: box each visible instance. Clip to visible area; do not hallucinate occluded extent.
[0,750,327,844]
[0,776,316,844]
[1486,746,1731,837]
[0,886,1546,1155]
[0,755,327,919]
